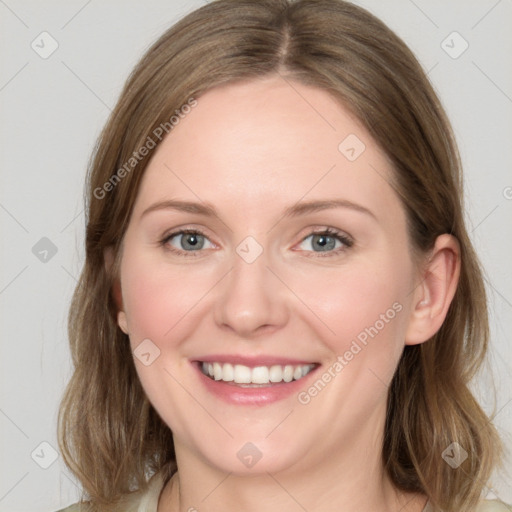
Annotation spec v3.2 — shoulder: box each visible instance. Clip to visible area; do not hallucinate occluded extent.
[54,496,140,512]
[55,494,144,512]
[55,506,90,512]
[55,498,512,512]
[476,499,512,511]
[423,499,510,512]
[55,469,168,512]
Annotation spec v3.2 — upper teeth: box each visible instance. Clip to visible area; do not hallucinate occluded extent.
[201,362,315,385]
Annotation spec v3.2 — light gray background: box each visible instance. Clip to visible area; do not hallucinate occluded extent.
[0,1,511,511]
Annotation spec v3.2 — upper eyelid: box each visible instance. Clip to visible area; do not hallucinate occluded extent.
[162,226,350,239]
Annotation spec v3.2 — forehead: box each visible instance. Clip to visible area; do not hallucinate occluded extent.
[132,76,402,225]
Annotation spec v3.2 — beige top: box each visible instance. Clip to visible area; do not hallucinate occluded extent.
[57,470,511,512]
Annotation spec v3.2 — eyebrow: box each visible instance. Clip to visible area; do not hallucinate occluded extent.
[141,198,377,221]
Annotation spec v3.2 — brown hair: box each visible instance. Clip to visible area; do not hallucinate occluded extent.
[57,1,503,510]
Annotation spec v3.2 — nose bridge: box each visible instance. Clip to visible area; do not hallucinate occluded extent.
[213,236,288,336]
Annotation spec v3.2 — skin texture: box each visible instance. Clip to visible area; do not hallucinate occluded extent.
[111,75,460,512]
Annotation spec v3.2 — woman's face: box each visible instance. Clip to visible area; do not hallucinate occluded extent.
[116,75,421,475]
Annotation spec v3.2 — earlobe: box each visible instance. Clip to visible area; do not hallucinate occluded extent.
[104,245,128,334]
[112,280,128,334]
[118,311,129,334]
[405,234,461,345]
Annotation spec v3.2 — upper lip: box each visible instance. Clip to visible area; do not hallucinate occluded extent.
[193,355,318,367]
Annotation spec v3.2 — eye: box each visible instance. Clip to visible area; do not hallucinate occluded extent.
[160,227,352,258]
[296,228,353,255]
[161,229,215,255]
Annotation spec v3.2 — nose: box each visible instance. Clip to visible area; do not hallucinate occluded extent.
[213,244,290,338]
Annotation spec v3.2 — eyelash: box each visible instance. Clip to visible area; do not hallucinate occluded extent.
[159,227,354,258]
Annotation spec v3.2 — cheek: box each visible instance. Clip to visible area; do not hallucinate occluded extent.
[287,256,410,370]
[289,262,410,426]
[119,250,212,348]
[118,251,214,432]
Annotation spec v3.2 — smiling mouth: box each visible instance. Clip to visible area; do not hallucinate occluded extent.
[199,362,317,386]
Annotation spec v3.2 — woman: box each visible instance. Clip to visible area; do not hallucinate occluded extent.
[57,1,508,511]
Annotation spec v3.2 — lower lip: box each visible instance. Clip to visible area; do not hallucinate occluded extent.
[193,362,319,405]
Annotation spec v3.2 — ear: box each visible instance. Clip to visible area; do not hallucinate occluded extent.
[405,234,461,345]
[104,246,129,335]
